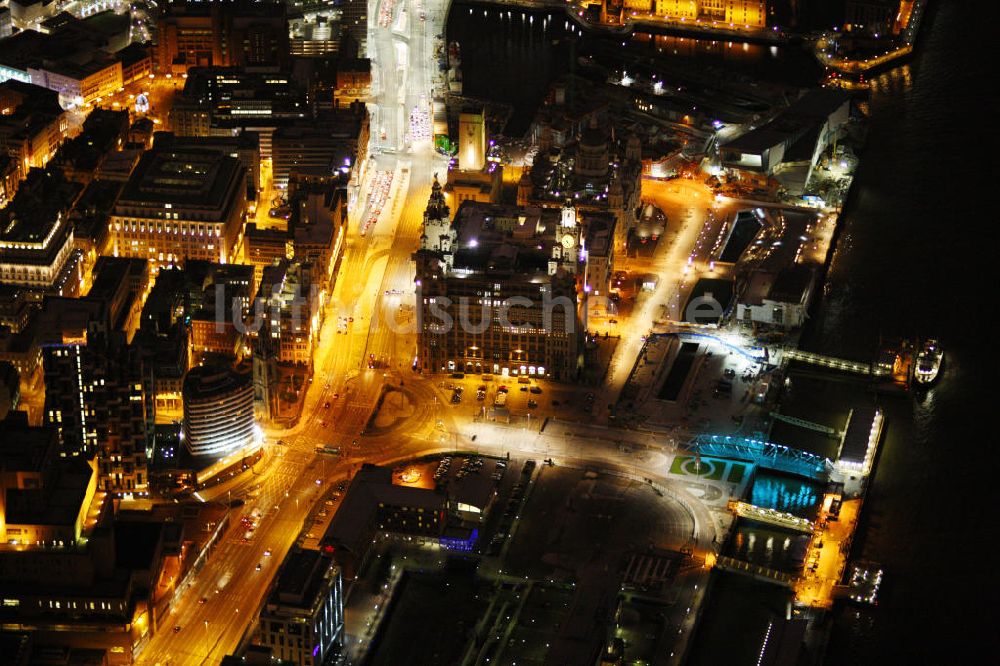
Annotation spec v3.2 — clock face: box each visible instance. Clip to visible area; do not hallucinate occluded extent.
[561,233,576,249]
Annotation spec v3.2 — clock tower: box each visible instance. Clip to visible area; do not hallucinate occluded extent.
[561,200,577,228]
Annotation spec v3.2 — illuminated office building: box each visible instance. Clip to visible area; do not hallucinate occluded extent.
[182,364,255,459]
[414,183,586,381]
[109,145,247,271]
[42,313,153,496]
[258,547,344,666]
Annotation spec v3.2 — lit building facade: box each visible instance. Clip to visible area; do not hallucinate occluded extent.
[0,167,82,296]
[109,146,248,271]
[654,0,698,20]
[0,411,96,548]
[647,0,767,26]
[521,113,642,258]
[414,184,586,381]
[258,548,344,666]
[28,58,122,108]
[255,260,319,366]
[182,364,256,458]
[458,110,485,172]
[42,319,153,496]
[725,0,767,27]
[0,81,68,182]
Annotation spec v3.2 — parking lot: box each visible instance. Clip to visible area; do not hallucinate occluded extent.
[433,372,615,427]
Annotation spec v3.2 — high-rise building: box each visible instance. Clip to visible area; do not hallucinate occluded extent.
[156,1,289,74]
[0,167,83,298]
[414,184,586,381]
[458,110,486,172]
[255,260,319,367]
[271,105,369,190]
[42,314,153,496]
[183,260,254,360]
[182,364,255,458]
[258,547,344,666]
[109,145,248,271]
[152,131,261,198]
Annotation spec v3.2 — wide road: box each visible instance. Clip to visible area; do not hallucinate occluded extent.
[137,0,449,663]
[591,179,735,425]
[138,2,732,663]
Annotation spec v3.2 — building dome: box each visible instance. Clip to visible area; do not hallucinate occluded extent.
[580,126,606,149]
[574,116,609,180]
[182,365,256,458]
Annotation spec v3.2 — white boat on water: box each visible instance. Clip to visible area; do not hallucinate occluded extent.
[914,339,943,385]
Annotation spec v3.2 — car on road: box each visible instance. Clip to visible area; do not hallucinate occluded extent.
[498,385,508,393]
[530,386,542,394]
[198,597,207,605]
[174,625,182,633]
[527,399,537,408]
[255,563,262,571]
[264,549,272,557]
[324,401,330,409]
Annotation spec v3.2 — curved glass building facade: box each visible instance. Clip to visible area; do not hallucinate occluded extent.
[182,365,256,458]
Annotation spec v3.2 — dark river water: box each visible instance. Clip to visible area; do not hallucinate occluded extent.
[447,0,994,660]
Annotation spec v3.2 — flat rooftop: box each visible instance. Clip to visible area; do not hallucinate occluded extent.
[0,171,76,245]
[5,458,93,527]
[323,464,447,555]
[116,147,244,212]
[0,412,56,474]
[839,406,878,465]
[183,364,251,401]
[269,547,335,609]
